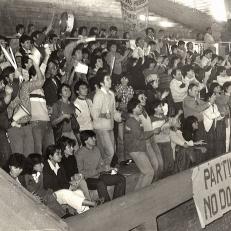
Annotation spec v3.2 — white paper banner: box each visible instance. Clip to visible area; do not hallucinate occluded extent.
[192,152,231,228]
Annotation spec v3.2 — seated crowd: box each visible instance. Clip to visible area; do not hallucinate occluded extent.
[1,22,231,218]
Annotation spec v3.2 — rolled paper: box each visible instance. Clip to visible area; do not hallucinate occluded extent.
[1,45,17,70]
[110,56,115,76]
[9,47,17,68]
[85,37,96,42]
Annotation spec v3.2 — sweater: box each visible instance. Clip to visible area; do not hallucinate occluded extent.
[183,95,209,121]
[75,146,105,179]
[170,78,188,103]
[61,155,78,182]
[124,116,147,153]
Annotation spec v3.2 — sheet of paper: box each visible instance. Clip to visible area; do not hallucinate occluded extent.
[75,62,88,74]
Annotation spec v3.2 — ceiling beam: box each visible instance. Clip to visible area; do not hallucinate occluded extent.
[148,0,221,31]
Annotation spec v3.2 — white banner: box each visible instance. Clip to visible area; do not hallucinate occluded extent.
[120,0,149,32]
[192,152,231,228]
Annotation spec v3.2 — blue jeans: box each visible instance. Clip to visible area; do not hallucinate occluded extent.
[95,129,115,166]
[8,125,34,157]
[31,121,55,155]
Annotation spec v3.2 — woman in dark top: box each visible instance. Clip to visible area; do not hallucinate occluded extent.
[22,153,66,217]
[182,116,207,165]
[43,144,95,214]
[58,136,91,200]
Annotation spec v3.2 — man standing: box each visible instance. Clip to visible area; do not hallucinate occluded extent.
[91,70,115,166]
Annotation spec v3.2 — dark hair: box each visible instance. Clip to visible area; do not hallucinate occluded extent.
[188,83,198,92]
[203,49,213,56]
[127,97,140,113]
[123,32,130,39]
[182,64,194,77]
[109,26,118,32]
[145,27,155,35]
[178,40,185,46]
[80,130,96,146]
[21,55,30,69]
[217,55,224,62]
[152,99,162,110]
[45,145,61,159]
[58,83,71,98]
[26,153,43,174]
[30,31,41,42]
[148,41,157,46]
[78,26,87,35]
[108,42,117,51]
[90,55,102,69]
[0,66,15,80]
[16,24,24,33]
[171,44,178,52]
[223,81,231,93]
[204,91,214,102]
[186,42,193,48]
[209,82,220,94]
[182,116,198,141]
[27,24,34,33]
[216,66,226,76]
[74,80,88,93]
[135,37,143,46]
[8,153,26,169]
[97,69,110,87]
[57,136,76,154]
[28,66,36,80]
[72,43,84,56]
[171,68,181,78]
[89,27,98,36]
[48,33,58,42]
[19,34,31,45]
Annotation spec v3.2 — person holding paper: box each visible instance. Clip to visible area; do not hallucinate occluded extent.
[7,48,50,156]
[68,44,88,100]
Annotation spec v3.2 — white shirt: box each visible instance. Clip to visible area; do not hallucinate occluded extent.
[203,103,221,132]
[74,97,93,131]
[170,78,188,103]
[217,75,231,86]
[170,130,194,160]
[48,160,60,175]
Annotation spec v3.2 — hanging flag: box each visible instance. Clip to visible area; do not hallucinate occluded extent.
[120,0,149,32]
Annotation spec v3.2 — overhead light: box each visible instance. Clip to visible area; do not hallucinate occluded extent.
[139,15,146,21]
[210,0,227,22]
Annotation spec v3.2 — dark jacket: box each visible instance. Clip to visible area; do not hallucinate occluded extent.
[43,77,61,107]
[43,160,69,191]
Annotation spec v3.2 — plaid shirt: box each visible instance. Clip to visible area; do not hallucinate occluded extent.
[116,84,134,106]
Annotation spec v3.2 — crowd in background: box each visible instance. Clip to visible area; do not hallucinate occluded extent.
[0,21,231,218]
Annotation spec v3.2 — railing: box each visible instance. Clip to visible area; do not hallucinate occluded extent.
[65,169,193,231]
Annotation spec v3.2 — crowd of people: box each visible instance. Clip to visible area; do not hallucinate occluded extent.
[0,21,231,218]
